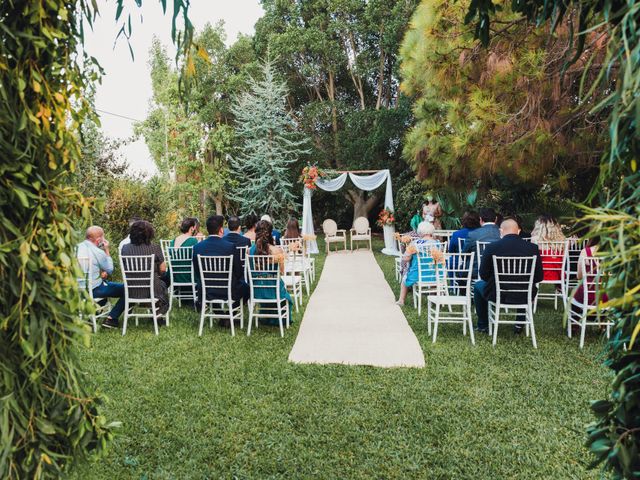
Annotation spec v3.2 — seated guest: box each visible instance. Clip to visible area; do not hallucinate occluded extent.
[449,211,480,253]
[531,214,566,282]
[396,222,440,306]
[504,214,530,239]
[462,207,501,276]
[474,219,543,333]
[118,216,141,253]
[171,217,201,249]
[248,220,293,322]
[283,217,302,239]
[574,235,607,305]
[77,226,125,329]
[261,214,281,244]
[193,215,249,326]
[224,216,252,249]
[121,220,170,318]
[243,214,259,242]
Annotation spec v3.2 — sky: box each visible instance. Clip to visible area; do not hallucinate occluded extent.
[84,1,264,176]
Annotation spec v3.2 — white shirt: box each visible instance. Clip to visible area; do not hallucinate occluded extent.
[118,235,131,254]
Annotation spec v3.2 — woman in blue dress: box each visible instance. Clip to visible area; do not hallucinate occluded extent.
[248,220,293,324]
[396,221,441,306]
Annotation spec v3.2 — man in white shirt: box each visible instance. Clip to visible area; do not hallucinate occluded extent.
[76,225,125,329]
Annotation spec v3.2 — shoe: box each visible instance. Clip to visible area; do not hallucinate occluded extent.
[514,325,523,335]
[218,318,231,328]
[101,318,119,329]
[474,327,488,334]
[395,300,405,306]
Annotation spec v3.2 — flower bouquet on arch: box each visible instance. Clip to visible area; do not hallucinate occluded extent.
[377,208,395,228]
[300,165,325,190]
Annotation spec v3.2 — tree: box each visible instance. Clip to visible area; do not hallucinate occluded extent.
[400,0,608,204]
[464,0,640,477]
[254,0,418,223]
[231,59,310,222]
[0,1,194,477]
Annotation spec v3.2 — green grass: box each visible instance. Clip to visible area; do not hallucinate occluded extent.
[70,238,611,479]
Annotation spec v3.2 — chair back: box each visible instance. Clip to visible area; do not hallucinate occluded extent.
[197,255,234,301]
[247,255,282,302]
[167,246,194,285]
[160,239,172,260]
[434,230,455,243]
[476,241,491,260]
[121,255,155,301]
[76,256,92,296]
[322,219,338,237]
[281,237,304,253]
[439,252,475,297]
[236,245,249,268]
[353,217,369,234]
[537,240,567,283]
[492,255,537,306]
[415,243,446,285]
[416,241,447,255]
[564,239,586,283]
[579,256,603,307]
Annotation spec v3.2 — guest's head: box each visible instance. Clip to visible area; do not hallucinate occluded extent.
[504,215,524,231]
[85,225,105,246]
[461,211,481,230]
[417,221,435,238]
[128,216,142,228]
[587,235,600,248]
[206,215,225,236]
[284,218,301,238]
[255,220,274,255]
[227,216,242,233]
[179,217,200,236]
[478,207,497,225]
[532,213,564,241]
[130,220,155,246]
[244,214,258,232]
[500,218,520,237]
[260,214,273,225]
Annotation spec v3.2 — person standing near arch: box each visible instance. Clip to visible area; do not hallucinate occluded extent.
[422,192,443,230]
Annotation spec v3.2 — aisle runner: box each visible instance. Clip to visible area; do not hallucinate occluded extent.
[289,251,425,368]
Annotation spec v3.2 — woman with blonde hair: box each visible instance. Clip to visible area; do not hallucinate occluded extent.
[531,214,566,282]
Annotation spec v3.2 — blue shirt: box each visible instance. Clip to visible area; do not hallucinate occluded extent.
[449,227,476,253]
[76,240,114,289]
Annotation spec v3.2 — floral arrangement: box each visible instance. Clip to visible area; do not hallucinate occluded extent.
[300,165,325,189]
[377,208,395,227]
[430,247,446,265]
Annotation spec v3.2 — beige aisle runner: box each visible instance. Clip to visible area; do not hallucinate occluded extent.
[289,250,425,368]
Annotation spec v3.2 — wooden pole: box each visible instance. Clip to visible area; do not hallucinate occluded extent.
[333,169,381,174]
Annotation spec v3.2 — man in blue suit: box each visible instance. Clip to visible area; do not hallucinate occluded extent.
[462,207,501,276]
[474,219,544,333]
[193,215,249,324]
[224,215,251,272]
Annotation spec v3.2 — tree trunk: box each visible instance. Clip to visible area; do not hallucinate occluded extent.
[375,26,385,110]
[214,194,223,215]
[345,189,382,225]
[327,70,340,167]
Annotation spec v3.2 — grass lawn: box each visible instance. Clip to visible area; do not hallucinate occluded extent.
[71,237,611,479]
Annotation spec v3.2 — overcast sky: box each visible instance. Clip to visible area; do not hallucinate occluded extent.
[84,1,264,176]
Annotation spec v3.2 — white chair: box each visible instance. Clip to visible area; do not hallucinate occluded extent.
[237,245,249,281]
[488,255,538,348]
[563,239,586,307]
[166,246,196,314]
[159,239,172,261]
[568,256,613,349]
[120,255,167,336]
[475,241,491,279]
[247,255,290,337]
[350,216,372,251]
[281,237,314,287]
[197,255,243,337]
[394,234,406,282]
[281,244,304,311]
[457,237,468,253]
[322,219,347,253]
[76,256,111,332]
[412,242,447,316]
[535,240,567,310]
[433,230,456,244]
[427,253,475,344]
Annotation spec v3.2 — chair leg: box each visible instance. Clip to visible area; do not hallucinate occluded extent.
[152,304,159,336]
[579,315,587,349]
[228,302,235,337]
[467,305,475,345]
[417,291,422,317]
[240,302,244,330]
[247,301,253,336]
[432,303,440,343]
[426,301,432,335]
[492,309,499,346]
[528,307,537,348]
[199,301,206,337]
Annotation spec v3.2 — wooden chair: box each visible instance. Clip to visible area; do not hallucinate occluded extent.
[322,219,347,254]
[350,216,372,251]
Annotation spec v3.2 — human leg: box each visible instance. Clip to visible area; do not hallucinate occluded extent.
[474,280,489,331]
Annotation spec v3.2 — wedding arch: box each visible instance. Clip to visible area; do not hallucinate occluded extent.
[302,169,399,255]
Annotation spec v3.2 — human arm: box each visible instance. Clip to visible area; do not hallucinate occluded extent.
[533,249,544,284]
[96,241,114,275]
[479,245,493,281]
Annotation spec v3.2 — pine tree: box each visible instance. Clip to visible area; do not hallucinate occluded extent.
[231,59,310,224]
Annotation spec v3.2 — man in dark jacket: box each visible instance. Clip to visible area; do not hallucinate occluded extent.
[193,215,249,311]
[462,207,501,276]
[474,219,544,333]
[223,216,252,248]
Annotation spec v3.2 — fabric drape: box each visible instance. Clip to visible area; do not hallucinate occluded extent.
[302,170,398,255]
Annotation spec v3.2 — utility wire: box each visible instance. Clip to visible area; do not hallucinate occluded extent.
[96,108,142,122]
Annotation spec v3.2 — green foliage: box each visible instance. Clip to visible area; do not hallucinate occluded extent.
[394,176,425,231]
[0,1,194,477]
[70,240,607,479]
[231,59,310,223]
[400,0,607,202]
[465,0,640,477]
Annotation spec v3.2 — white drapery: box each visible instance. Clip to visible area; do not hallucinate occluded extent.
[302,169,398,255]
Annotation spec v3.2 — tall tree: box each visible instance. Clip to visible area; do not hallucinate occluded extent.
[465,0,640,477]
[400,0,608,202]
[231,59,310,222]
[0,1,194,477]
[254,0,418,222]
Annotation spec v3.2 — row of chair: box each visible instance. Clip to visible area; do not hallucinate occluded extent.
[411,246,611,349]
[77,237,316,337]
[322,217,372,253]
